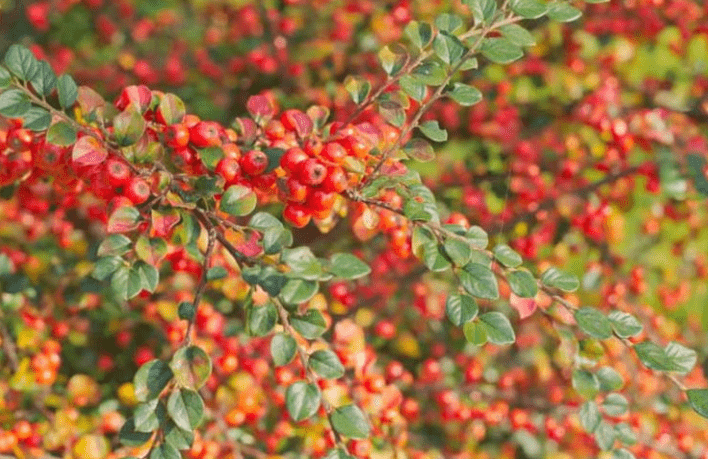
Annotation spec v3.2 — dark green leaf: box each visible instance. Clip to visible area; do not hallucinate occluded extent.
[206,266,228,281]
[481,38,524,64]
[597,367,624,392]
[607,311,643,338]
[595,421,616,451]
[507,270,538,298]
[433,31,466,65]
[158,93,186,125]
[418,120,448,142]
[467,226,488,249]
[325,449,356,459]
[0,67,10,88]
[404,21,433,49]
[134,261,158,293]
[574,307,613,339]
[330,404,371,439]
[309,349,345,379]
[547,3,582,22]
[134,399,165,432]
[572,369,600,399]
[665,341,697,374]
[399,75,426,102]
[602,393,628,416]
[119,418,152,446]
[612,449,636,459]
[412,60,447,85]
[178,301,195,322]
[378,45,407,76]
[46,121,77,146]
[286,381,321,422]
[499,24,536,47]
[220,185,257,217]
[540,267,579,292]
[271,333,297,366]
[0,89,30,117]
[133,359,173,402]
[435,13,463,33]
[329,253,371,279]
[687,389,708,418]
[479,312,515,345]
[344,76,371,104]
[170,346,212,390]
[57,74,78,109]
[4,44,39,81]
[615,422,637,445]
[30,61,57,97]
[443,238,472,266]
[403,138,435,162]
[447,83,483,106]
[248,302,277,337]
[98,234,132,257]
[282,247,323,280]
[511,0,547,19]
[634,341,672,372]
[167,388,204,431]
[493,244,522,267]
[445,293,478,326]
[460,263,499,299]
[92,256,123,281]
[163,421,194,450]
[280,278,319,305]
[111,265,143,300]
[199,146,224,170]
[463,0,497,24]
[149,442,181,459]
[291,309,327,339]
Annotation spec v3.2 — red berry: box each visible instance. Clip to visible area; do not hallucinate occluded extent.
[285,177,308,203]
[165,124,190,148]
[280,147,308,174]
[105,158,132,187]
[306,189,335,211]
[240,150,268,176]
[124,177,151,204]
[189,121,222,148]
[282,204,311,228]
[322,142,347,164]
[215,157,241,185]
[322,166,348,193]
[298,158,326,186]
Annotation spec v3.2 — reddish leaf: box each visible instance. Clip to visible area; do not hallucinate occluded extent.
[150,209,181,239]
[77,86,106,115]
[72,135,108,166]
[246,94,275,121]
[234,117,257,145]
[107,206,141,233]
[306,105,330,130]
[115,85,152,112]
[281,109,313,137]
[234,230,263,258]
[509,293,537,320]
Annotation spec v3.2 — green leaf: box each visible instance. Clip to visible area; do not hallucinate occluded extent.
[309,349,345,379]
[111,265,143,300]
[481,38,524,64]
[572,369,600,399]
[463,0,497,24]
[206,266,227,281]
[220,185,257,217]
[595,421,617,451]
[280,278,319,305]
[0,89,30,117]
[57,74,78,109]
[178,302,195,322]
[134,399,165,432]
[602,393,628,416]
[291,309,327,339]
[158,93,186,125]
[597,367,624,392]
[499,24,536,47]
[344,76,371,104]
[330,404,371,439]
[665,341,697,374]
[119,418,152,446]
[98,234,132,257]
[435,13,463,33]
[133,359,173,402]
[507,270,538,298]
[612,449,636,459]
[412,60,447,85]
[607,311,643,338]
[170,346,212,390]
[404,21,433,49]
[615,422,637,445]
[467,226,488,249]
[634,341,672,372]
[46,121,77,146]
[511,0,548,19]
[574,307,613,339]
[271,333,297,366]
[22,107,51,131]
[443,238,472,266]
[399,75,426,102]
[540,267,579,292]
[447,83,483,106]
[329,253,371,279]
[547,3,582,22]
[149,442,181,459]
[282,247,323,280]
[463,320,488,345]
[403,138,435,162]
[433,31,466,65]
[286,381,321,422]
[460,263,499,299]
[378,45,407,76]
[579,401,601,432]
[92,256,123,281]
[30,61,57,97]
[687,389,708,418]
[167,388,204,431]
[199,146,224,170]
[418,120,448,142]
[135,261,159,293]
[0,67,10,88]
[378,100,406,128]
[479,312,515,345]
[445,293,478,326]
[4,45,39,81]
[163,421,194,450]
[248,302,277,337]
[325,449,356,459]
[114,108,146,146]
[493,244,522,267]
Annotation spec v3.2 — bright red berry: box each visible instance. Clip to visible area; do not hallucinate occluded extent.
[124,177,151,204]
[298,158,326,186]
[215,157,241,185]
[282,203,311,228]
[280,147,309,174]
[189,121,222,148]
[165,124,190,148]
[306,189,335,211]
[105,158,132,187]
[285,177,308,203]
[322,166,348,193]
[240,150,268,176]
[321,142,347,164]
